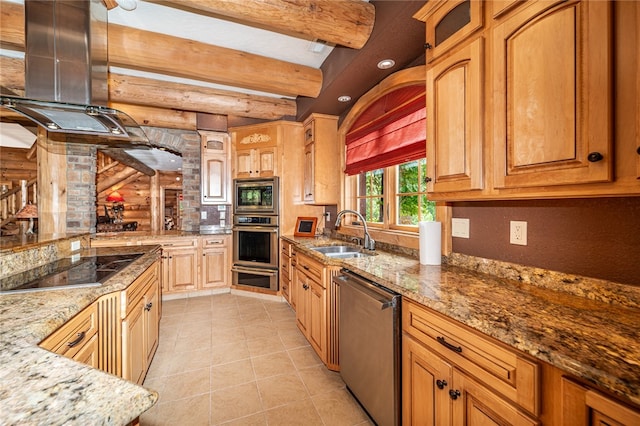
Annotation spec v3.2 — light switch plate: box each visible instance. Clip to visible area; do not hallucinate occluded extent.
[201,211,207,219]
[70,240,81,251]
[217,205,226,211]
[451,218,470,238]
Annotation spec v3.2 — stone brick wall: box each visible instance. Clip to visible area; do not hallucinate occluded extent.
[66,144,97,233]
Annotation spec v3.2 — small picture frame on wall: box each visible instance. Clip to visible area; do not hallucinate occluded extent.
[294,217,318,237]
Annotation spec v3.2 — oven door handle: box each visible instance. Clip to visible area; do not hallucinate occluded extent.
[232,226,278,232]
[232,266,278,276]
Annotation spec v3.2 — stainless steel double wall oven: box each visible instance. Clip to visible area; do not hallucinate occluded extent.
[231,177,279,292]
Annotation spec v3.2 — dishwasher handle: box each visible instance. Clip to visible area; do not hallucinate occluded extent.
[334,274,397,310]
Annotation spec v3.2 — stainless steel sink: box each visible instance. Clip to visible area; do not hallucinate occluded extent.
[310,245,373,259]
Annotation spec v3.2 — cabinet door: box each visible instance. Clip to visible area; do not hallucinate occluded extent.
[144,282,159,365]
[295,272,310,335]
[303,142,314,202]
[403,336,453,425]
[561,377,640,426]
[235,149,254,178]
[424,0,483,63]
[307,278,326,362]
[492,0,613,189]
[72,333,100,369]
[166,248,199,292]
[122,305,145,385]
[202,155,229,204]
[202,248,228,288]
[257,147,277,177]
[426,37,484,194]
[451,370,538,426]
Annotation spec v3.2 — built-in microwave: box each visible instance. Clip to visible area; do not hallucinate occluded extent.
[233,177,279,215]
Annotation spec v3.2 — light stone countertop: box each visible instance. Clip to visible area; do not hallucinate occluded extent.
[0,245,161,425]
[283,235,640,407]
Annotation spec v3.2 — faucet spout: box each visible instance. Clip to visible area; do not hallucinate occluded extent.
[334,209,375,251]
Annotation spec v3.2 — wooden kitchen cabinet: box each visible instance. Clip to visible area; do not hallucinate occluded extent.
[294,250,327,362]
[280,238,293,305]
[426,36,484,194]
[121,261,160,385]
[158,238,199,293]
[417,0,484,64]
[231,123,279,178]
[492,0,613,189]
[40,302,99,369]
[402,299,540,423]
[302,114,339,205]
[201,235,230,289]
[200,131,231,205]
[562,377,640,426]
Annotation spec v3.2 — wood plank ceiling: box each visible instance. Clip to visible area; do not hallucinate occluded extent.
[0,0,426,130]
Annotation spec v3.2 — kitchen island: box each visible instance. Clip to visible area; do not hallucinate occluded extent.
[0,243,161,425]
[283,235,640,410]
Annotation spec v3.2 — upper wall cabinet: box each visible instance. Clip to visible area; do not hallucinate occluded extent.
[200,131,231,205]
[303,114,339,205]
[231,124,279,179]
[418,0,484,63]
[492,0,613,189]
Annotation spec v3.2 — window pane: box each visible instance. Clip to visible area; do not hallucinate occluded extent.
[421,194,436,222]
[398,160,420,193]
[398,195,419,225]
[365,169,384,196]
[366,197,384,223]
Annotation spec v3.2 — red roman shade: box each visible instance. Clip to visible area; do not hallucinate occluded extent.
[345,85,426,175]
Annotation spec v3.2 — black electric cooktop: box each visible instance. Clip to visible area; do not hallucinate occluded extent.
[0,253,144,294]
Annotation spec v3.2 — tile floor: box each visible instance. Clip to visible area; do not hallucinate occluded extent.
[140,292,373,425]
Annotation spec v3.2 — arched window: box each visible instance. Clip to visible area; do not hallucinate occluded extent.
[339,66,435,232]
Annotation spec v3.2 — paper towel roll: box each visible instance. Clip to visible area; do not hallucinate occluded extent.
[419,221,442,265]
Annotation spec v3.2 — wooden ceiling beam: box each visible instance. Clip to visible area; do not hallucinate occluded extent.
[0,0,24,50]
[108,24,322,98]
[109,74,296,120]
[158,0,375,50]
[109,102,197,130]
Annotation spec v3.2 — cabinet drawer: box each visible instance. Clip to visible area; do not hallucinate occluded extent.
[122,263,157,318]
[296,253,323,286]
[403,299,539,415]
[202,236,228,248]
[40,303,98,359]
[280,252,291,279]
[281,239,292,256]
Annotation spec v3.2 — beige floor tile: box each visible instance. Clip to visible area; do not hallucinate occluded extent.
[157,367,211,402]
[166,347,212,374]
[213,315,246,329]
[263,398,324,426]
[287,346,323,370]
[210,340,251,366]
[257,373,309,409]
[210,382,263,425]
[178,318,216,339]
[246,335,286,357]
[212,325,246,346]
[312,388,371,426]
[182,310,214,323]
[174,332,212,353]
[218,412,267,426]
[211,305,241,319]
[278,329,310,350]
[298,365,346,396]
[251,351,295,380]
[185,297,213,312]
[210,358,256,390]
[161,300,187,317]
[140,393,210,426]
[242,323,278,341]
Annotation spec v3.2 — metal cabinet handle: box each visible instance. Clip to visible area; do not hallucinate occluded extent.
[437,336,462,353]
[636,146,640,155]
[145,302,153,311]
[436,379,448,390]
[449,389,461,400]
[425,42,433,50]
[302,284,309,290]
[67,331,86,348]
[587,152,604,162]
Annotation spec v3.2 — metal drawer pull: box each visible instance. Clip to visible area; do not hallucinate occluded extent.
[437,336,462,353]
[67,331,86,348]
[449,389,460,400]
[145,302,153,311]
[436,379,447,390]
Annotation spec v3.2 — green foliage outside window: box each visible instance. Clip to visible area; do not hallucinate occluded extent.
[397,159,435,225]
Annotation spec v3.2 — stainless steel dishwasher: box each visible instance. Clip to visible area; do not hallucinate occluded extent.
[334,269,401,426]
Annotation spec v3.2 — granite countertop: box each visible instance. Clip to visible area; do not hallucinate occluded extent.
[283,235,640,407]
[0,245,161,425]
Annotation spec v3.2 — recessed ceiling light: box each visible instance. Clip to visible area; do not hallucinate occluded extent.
[338,95,351,103]
[377,59,395,70]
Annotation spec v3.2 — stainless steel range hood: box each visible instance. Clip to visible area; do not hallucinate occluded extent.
[0,0,150,147]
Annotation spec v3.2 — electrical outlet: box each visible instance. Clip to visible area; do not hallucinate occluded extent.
[70,240,81,252]
[510,221,528,245]
[325,212,331,222]
[451,218,470,238]
[201,211,207,220]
